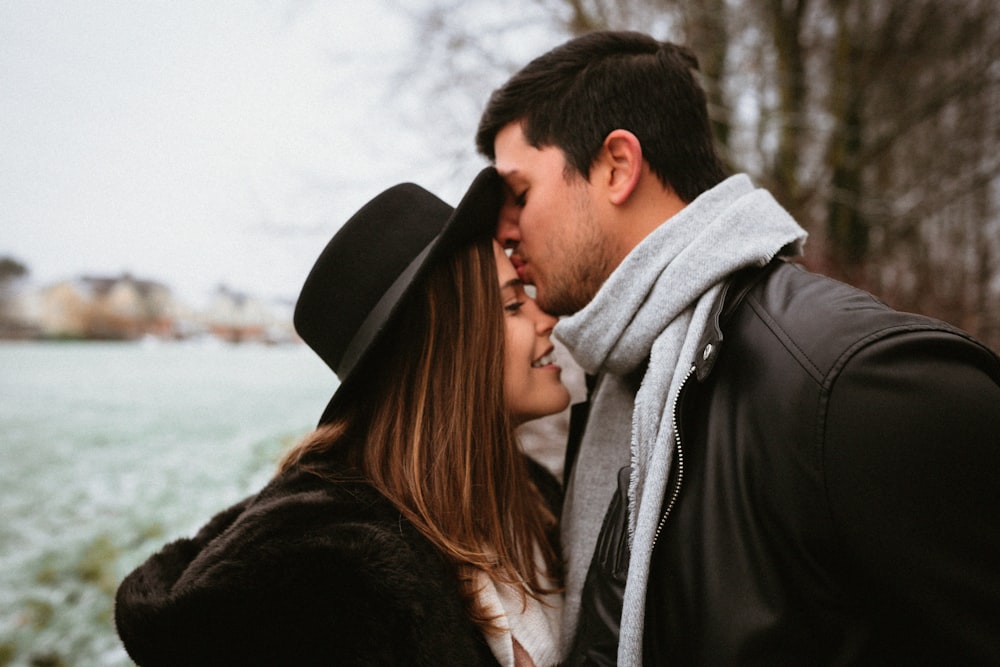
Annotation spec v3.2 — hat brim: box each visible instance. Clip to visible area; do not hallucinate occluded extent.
[316,166,502,425]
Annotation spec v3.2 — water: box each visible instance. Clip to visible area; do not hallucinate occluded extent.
[0,341,337,666]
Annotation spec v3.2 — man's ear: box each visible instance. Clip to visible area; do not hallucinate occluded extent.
[599,129,643,206]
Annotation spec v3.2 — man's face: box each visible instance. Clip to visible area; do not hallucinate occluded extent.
[493,122,614,316]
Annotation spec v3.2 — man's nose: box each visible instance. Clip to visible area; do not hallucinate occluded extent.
[495,200,521,248]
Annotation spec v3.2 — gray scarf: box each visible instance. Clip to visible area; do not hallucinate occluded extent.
[555,174,807,664]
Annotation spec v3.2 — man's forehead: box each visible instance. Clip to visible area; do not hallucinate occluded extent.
[495,166,521,183]
[495,145,564,179]
[494,123,534,166]
[493,150,524,178]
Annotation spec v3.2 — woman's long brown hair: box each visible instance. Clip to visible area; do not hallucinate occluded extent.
[279,236,561,632]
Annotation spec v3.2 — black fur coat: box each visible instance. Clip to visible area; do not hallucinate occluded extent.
[115,450,561,666]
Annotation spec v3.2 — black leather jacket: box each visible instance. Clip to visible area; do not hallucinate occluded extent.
[568,261,1000,665]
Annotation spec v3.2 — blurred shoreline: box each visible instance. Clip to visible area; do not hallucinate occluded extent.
[0,272,298,346]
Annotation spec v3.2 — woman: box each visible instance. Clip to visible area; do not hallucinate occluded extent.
[114,168,571,666]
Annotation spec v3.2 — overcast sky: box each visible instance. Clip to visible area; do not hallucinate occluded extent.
[1,1,540,305]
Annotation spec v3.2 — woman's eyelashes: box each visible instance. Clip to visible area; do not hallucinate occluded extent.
[505,299,525,314]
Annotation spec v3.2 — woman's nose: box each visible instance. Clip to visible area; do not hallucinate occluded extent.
[534,307,557,335]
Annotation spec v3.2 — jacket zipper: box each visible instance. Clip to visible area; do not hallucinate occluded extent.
[651,363,695,549]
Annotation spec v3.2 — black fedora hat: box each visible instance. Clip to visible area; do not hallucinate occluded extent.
[294,166,502,425]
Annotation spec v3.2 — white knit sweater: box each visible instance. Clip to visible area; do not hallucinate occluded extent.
[474,563,562,666]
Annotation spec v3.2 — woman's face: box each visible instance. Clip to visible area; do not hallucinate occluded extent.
[494,241,571,425]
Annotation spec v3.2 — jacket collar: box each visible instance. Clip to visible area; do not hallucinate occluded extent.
[694,259,784,381]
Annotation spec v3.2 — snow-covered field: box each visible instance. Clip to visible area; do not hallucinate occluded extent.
[0,341,335,666]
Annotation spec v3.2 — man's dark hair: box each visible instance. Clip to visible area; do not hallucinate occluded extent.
[476,30,727,202]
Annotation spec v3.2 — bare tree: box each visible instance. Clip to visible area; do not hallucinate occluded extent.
[397,0,1000,350]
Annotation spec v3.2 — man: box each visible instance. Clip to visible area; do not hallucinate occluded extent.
[476,30,1000,665]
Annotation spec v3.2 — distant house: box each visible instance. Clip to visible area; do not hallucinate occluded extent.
[201,286,295,344]
[2,274,297,344]
[32,274,178,340]
[0,279,42,339]
[33,281,91,338]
